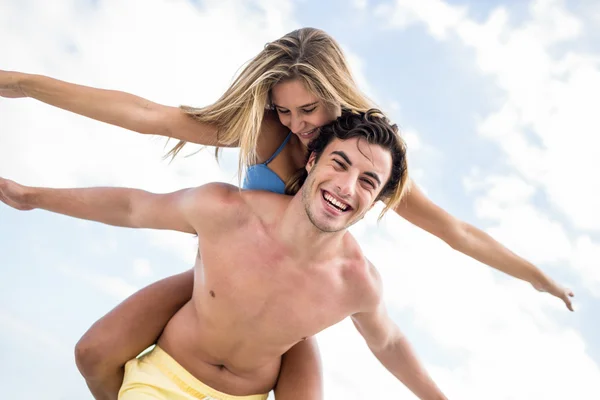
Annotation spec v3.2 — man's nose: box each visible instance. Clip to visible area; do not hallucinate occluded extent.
[335,173,357,198]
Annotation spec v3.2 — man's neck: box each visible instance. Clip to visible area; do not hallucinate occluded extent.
[275,195,346,261]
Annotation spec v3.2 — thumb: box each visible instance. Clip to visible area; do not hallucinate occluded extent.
[563,293,574,312]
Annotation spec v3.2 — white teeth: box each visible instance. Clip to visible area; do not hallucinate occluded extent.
[324,192,348,211]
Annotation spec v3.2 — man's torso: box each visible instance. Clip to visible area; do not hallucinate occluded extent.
[158,189,371,395]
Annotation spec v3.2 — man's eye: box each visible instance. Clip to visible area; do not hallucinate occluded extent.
[361,178,375,188]
[334,160,346,169]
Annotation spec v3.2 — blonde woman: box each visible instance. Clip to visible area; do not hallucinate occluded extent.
[1,27,573,399]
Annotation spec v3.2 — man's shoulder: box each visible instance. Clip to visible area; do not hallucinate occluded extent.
[189,183,286,225]
[341,237,383,312]
[184,183,250,227]
[187,182,242,207]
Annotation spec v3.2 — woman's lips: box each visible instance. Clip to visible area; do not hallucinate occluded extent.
[298,128,317,139]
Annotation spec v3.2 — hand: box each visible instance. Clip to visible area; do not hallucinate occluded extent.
[0,177,35,210]
[0,70,28,98]
[532,279,575,312]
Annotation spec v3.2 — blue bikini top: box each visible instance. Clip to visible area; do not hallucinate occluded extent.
[243,132,292,194]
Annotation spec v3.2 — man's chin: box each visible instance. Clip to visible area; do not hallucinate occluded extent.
[312,221,345,233]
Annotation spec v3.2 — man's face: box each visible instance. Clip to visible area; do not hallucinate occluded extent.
[301,137,392,233]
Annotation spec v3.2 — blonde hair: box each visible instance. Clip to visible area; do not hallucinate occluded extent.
[167,27,375,178]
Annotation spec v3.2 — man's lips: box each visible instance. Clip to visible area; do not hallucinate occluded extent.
[321,190,352,212]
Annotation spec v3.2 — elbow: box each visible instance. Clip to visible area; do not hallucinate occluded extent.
[368,328,402,355]
[444,221,470,252]
[124,195,142,229]
[134,102,169,136]
[369,339,391,355]
[74,332,108,379]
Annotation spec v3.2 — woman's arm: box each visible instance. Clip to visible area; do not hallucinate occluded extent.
[1,69,221,145]
[394,182,574,310]
[75,269,194,400]
[274,337,323,400]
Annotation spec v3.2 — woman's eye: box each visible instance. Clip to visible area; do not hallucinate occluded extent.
[277,109,290,114]
[303,107,316,114]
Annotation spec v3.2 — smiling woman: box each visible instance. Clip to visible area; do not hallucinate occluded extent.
[0,22,575,400]
[270,79,340,145]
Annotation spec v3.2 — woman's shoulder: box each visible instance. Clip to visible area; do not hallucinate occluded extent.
[255,110,289,163]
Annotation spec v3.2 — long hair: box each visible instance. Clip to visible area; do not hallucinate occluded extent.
[166,27,374,179]
[286,109,409,219]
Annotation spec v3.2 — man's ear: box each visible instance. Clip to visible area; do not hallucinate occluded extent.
[306,152,317,173]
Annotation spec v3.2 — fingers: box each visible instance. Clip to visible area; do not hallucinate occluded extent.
[565,301,574,312]
[563,292,574,312]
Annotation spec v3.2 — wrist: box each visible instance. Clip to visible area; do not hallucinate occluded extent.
[530,268,552,290]
[18,72,39,98]
[23,186,40,209]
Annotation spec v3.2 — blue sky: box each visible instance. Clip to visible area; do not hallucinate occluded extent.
[1,0,599,399]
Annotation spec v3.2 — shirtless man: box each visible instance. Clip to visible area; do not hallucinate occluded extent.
[0,110,447,400]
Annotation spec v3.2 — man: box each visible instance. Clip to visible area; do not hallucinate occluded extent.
[0,110,447,400]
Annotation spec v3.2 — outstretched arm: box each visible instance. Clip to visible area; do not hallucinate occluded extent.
[0,176,233,234]
[394,182,574,310]
[352,263,447,400]
[0,69,221,145]
[352,308,446,400]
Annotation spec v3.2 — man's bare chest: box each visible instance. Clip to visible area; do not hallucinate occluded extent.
[194,229,355,344]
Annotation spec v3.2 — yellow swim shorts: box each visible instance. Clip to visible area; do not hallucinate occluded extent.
[119,346,269,400]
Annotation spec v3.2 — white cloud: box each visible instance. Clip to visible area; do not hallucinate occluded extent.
[375,0,468,39]
[344,48,374,99]
[571,236,600,297]
[4,1,599,399]
[465,174,573,265]
[142,229,199,266]
[58,265,139,300]
[0,309,71,355]
[357,216,600,399]
[353,0,368,10]
[376,0,600,281]
[1,0,297,192]
[133,258,154,278]
[373,0,600,398]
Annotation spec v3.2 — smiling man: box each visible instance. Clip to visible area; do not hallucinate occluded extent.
[0,110,448,400]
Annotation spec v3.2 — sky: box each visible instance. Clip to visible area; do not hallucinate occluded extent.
[1,0,599,399]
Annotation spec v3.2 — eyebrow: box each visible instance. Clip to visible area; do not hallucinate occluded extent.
[331,151,382,186]
[332,150,352,165]
[364,172,382,186]
[272,101,319,110]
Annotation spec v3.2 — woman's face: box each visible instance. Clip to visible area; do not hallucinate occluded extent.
[270,79,341,147]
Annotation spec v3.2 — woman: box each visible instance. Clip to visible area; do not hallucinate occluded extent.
[1,27,573,400]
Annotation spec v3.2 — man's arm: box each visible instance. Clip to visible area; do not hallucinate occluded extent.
[351,262,447,400]
[0,177,236,234]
